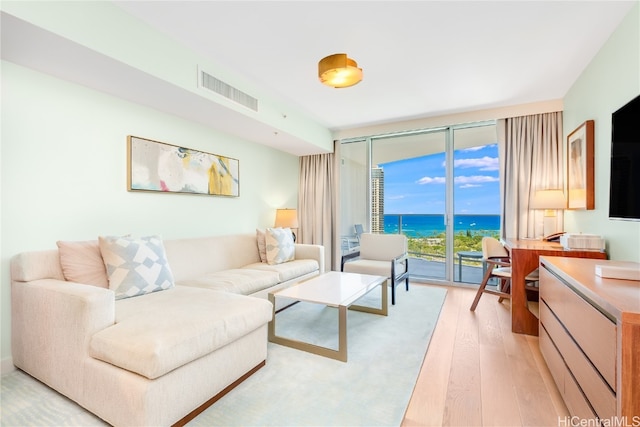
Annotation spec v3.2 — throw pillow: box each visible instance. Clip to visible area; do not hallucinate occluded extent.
[56,240,109,288]
[98,235,175,300]
[256,228,267,263]
[265,227,295,265]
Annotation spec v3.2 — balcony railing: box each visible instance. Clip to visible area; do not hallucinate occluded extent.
[386,214,499,283]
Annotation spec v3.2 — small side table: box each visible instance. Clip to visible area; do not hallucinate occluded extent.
[457,251,484,282]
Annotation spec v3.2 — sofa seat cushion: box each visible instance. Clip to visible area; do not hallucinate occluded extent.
[89,286,272,380]
[176,269,280,295]
[243,259,319,282]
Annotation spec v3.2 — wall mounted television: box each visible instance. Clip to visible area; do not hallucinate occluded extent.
[609,94,640,221]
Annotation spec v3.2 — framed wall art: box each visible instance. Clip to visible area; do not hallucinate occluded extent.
[127,136,239,197]
[566,120,594,210]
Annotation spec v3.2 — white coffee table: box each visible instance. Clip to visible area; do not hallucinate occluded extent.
[268,271,388,362]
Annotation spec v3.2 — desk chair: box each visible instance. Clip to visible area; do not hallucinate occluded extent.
[470,237,539,311]
[341,233,409,305]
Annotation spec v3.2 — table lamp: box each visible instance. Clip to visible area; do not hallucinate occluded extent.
[274,208,298,242]
[531,189,566,238]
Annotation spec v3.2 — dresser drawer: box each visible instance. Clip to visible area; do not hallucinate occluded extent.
[540,325,596,419]
[540,301,616,419]
[540,267,616,389]
[539,324,565,394]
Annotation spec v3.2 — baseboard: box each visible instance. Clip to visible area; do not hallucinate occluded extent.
[1,357,16,375]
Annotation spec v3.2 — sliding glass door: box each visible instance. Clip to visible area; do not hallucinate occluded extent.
[451,125,500,284]
[340,121,498,285]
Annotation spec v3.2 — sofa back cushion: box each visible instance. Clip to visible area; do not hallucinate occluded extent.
[163,234,261,282]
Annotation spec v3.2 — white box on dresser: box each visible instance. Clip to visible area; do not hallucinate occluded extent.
[539,256,640,421]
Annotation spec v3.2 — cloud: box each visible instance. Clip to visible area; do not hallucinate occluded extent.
[387,195,406,200]
[416,176,446,184]
[461,144,497,152]
[454,156,499,171]
[459,184,482,188]
[417,175,499,185]
[455,175,500,184]
[461,146,485,152]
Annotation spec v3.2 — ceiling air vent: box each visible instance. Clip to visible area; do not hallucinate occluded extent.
[199,68,258,112]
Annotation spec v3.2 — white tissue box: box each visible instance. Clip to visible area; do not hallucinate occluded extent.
[595,264,640,281]
[560,234,605,250]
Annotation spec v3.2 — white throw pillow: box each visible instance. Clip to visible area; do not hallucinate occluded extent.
[265,227,295,265]
[98,235,175,300]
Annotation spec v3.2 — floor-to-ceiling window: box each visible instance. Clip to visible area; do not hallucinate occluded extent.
[340,121,498,285]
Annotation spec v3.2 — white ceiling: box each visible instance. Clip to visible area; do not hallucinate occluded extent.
[112,0,636,132]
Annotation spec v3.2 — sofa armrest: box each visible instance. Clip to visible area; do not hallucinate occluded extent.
[294,243,325,273]
[11,278,115,393]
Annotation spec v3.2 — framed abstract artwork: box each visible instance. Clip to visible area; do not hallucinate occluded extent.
[566,120,594,210]
[127,136,239,197]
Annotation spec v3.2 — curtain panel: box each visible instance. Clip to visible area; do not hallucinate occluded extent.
[499,111,564,239]
[298,149,337,270]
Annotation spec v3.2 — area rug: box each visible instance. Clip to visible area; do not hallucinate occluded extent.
[189,284,446,427]
[0,285,446,427]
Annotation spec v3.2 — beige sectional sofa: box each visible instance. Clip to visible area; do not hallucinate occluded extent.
[10,232,324,426]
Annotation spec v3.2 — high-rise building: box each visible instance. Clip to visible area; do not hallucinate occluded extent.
[371,167,384,233]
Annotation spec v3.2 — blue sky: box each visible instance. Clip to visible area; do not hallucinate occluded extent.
[380,144,500,215]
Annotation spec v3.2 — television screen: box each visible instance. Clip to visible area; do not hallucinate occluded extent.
[609,94,640,221]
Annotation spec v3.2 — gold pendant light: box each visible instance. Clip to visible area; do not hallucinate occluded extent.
[318,53,363,88]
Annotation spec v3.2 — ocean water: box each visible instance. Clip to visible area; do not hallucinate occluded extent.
[384,214,500,237]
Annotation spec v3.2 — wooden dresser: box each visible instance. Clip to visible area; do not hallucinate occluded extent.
[539,256,640,420]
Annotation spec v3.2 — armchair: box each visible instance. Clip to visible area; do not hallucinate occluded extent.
[341,233,409,305]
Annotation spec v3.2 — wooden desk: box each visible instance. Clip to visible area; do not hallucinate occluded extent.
[502,239,607,336]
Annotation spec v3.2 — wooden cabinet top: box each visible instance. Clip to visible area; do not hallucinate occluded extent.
[540,256,640,321]
[503,238,606,255]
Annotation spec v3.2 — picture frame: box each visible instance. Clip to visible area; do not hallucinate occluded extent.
[127,136,239,197]
[566,120,594,210]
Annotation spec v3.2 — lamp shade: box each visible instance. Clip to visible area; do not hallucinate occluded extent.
[531,190,567,210]
[274,208,298,228]
[318,53,363,88]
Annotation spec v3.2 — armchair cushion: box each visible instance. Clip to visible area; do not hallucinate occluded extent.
[359,233,407,260]
[342,259,405,278]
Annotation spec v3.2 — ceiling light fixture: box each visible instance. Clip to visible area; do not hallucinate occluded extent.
[318,53,363,88]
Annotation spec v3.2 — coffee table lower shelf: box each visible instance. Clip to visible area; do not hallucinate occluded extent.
[268,272,388,362]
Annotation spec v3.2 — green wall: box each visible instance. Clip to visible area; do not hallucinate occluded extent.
[563,3,640,262]
[0,62,300,365]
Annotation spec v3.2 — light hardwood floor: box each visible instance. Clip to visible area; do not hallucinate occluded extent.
[402,283,569,426]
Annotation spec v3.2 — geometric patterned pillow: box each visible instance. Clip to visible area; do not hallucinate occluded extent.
[265,227,295,265]
[98,235,175,300]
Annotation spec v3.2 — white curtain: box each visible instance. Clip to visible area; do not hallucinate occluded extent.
[298,148,337,270]
[499,112,564,239]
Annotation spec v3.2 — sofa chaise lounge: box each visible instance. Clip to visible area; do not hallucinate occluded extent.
[10,231,324,426]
